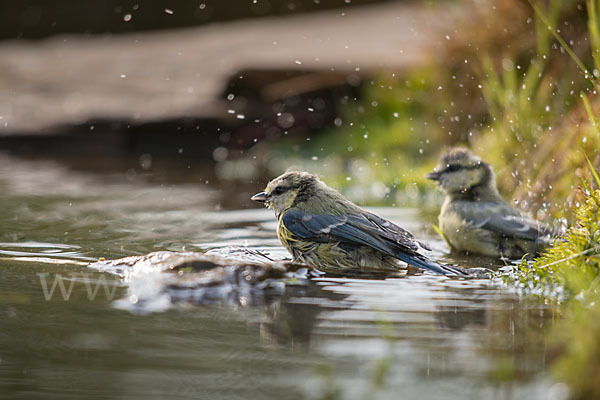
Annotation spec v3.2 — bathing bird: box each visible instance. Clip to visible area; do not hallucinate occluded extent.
[426,147,555,258]
[252,171,464,275]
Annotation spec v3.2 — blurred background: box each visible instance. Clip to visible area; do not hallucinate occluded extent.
[0,0,597,215]
[0,0,450,207]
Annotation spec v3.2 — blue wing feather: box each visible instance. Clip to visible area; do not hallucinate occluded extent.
[283,211,393,255]
[479,215,553,241]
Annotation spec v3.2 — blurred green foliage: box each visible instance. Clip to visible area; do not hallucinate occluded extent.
[552,300,600,400]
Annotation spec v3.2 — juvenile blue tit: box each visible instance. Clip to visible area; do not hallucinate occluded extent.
[252,171,464,275]
[426,147,555,258]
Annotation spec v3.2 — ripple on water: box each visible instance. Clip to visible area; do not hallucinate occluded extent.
[0,241,93,262]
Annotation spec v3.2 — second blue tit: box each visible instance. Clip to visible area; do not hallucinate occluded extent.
[252,171,464,276]
[426,147,556,258]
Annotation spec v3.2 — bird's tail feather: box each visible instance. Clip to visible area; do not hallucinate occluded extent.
[396,253,467,276]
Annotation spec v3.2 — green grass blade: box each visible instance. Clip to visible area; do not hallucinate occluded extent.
[530,0,594,84]
[581,91,598,129]
[585,153,600,187]
[432,224,455,251]
[588,0,600,72]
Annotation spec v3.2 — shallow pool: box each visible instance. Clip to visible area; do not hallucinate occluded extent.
[0,155,556,399]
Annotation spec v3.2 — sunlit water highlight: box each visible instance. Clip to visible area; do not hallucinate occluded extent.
[0,155,558,399]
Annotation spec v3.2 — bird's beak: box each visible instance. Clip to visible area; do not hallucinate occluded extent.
[251,191,268,202]
[425,170,441,181]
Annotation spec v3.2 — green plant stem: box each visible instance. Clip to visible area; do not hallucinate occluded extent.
[588,0,600,72]
[530,0,596,85]
[581,92,598,128]
[537,247,597,269]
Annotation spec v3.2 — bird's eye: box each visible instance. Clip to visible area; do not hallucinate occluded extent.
[446,164,462,173]
[273,187,286,196]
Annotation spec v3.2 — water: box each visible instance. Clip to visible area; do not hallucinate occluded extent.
[0,154,557,399]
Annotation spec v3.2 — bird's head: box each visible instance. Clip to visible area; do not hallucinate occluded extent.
[426,147,496,196]
[251,171,320,215]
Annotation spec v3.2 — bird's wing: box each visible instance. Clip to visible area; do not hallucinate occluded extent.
[282,210,421,256]
[281,209,464,275]
[360,211,428,251]
[282,210,395,256]
[460,203,553,241]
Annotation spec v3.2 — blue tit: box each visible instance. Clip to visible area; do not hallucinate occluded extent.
[251,171,464,276]
[426,147,555,258]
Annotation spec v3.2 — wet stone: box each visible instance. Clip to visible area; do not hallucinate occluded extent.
[89,247,316,312]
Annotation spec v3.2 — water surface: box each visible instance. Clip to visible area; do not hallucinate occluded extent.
[0,155,556,399]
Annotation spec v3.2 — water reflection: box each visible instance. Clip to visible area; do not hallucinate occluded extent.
[0,154,556,399]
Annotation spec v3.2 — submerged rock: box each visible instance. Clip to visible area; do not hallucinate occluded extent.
[89,247,316,313]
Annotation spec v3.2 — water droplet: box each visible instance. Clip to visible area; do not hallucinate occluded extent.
[277,113,295,128]
[502,58,514,71]
[164,8,173,14]
[213,147,228,162]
